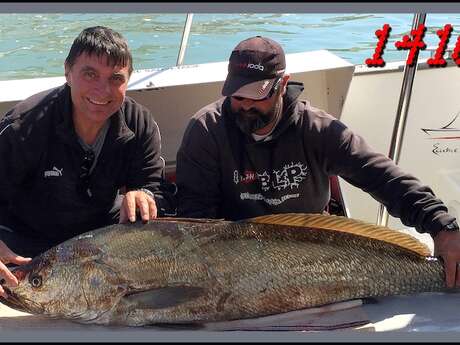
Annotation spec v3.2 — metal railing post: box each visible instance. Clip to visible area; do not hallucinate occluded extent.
[176,13,194,66]
[376,13,427,227]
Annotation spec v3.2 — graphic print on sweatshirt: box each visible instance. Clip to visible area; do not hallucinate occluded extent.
[233,161,308,206]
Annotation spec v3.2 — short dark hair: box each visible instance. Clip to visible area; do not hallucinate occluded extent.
[65,26,133,75]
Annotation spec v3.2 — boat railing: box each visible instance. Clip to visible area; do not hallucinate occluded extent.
[376,13,426,227]
[176,13,194,66]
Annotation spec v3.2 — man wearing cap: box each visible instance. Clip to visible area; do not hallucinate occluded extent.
[175,36,460,288]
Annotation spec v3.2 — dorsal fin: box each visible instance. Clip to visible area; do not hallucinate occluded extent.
[246,213,430,256]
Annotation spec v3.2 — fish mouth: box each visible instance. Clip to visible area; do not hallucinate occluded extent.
[0,287,43,314]
[0,287,28,312]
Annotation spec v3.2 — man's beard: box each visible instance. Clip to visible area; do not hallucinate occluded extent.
[235,101,282,135]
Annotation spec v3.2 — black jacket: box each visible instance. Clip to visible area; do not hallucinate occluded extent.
[0,84,175,246]
[176,82,456,236]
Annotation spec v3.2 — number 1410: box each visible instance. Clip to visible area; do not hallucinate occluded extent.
[366,24,459,67]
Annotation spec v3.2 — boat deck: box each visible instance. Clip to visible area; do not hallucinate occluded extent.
[2,293,460,341]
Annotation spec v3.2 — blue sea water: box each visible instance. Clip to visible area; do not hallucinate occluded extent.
[0,13,460,81]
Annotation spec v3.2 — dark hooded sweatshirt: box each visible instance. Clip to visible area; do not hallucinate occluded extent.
[0,84,176,247]
[176,81,456,236]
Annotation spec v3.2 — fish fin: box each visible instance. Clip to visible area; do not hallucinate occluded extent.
[122,286,205,310]
[247,213,431,256]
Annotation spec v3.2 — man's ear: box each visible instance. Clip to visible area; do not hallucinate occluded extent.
[64,63,71,85]
[281,74,290,95]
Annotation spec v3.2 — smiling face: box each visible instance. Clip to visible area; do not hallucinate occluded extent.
[65,52,130,128]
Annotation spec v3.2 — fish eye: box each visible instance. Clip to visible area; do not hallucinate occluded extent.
[29,274,43,288]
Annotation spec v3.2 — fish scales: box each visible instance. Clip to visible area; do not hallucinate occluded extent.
[0,214,448,326]
[85,220,444,321]
[176,222,444,320]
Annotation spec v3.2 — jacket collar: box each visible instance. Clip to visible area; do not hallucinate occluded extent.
[270,81,304,139]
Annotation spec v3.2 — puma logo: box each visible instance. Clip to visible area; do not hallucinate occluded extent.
[44,166,63,178]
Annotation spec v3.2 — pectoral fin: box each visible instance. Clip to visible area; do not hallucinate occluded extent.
[122,286,206,309]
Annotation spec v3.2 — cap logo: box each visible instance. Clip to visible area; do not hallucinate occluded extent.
[247,63,264,71]
[237,62,264,71]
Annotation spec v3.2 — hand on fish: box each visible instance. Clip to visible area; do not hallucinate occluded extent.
[0,240,31,298]
[433,230,460,288]
[119,189,157,224]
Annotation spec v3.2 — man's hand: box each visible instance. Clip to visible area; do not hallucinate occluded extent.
[119,189,157,224]
[433,230,460,288]
[0,240,31,298]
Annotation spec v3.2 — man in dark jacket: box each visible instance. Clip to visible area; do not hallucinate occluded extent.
[0,26,176,297]
[176,36,460,288]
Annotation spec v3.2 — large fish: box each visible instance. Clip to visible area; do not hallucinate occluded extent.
[0,213,449,326]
